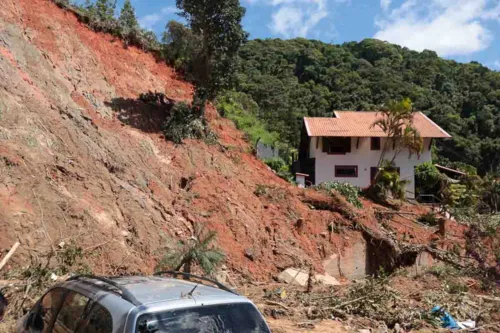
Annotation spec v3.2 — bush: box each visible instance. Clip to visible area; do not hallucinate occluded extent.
[263,157,293,182]
[370,163,409,201]
[216,91,280,146]
[415,162,444,196]
[315,181,363,208]
[50,0,161,54]
[417,212,438,226]
[163,102,214,144]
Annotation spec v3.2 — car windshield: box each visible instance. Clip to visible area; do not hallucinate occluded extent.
[136,303,270,333]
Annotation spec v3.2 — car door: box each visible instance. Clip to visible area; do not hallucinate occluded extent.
[51,291,92,333]
[23,288,67,333]
[75,301,113,333]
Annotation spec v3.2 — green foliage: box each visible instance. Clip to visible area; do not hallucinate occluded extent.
[417,212,438,226]
[162,101,214,144]
[315,181,363,208]
[415,162,441,188]
[95,0,115,22]
[216,91,280,145]
[156,226,225,275]
[176,0,247,101]
[371,98,423,167]
[415,161,447,196]
[118,0,140,44]
[443,183,478,209]
[371,162,410,201]
[162,21,201,76]
[53,0,160,53]
[263,157,293,182]
[480,175,500,213]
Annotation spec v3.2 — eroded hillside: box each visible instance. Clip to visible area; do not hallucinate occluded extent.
[0,0,341,278]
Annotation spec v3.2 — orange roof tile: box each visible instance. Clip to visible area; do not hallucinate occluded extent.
[304,111,451,138]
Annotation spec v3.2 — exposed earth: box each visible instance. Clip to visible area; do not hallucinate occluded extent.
[0,1,498,332]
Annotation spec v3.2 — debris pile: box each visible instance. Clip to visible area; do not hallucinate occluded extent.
[260,266,500,332]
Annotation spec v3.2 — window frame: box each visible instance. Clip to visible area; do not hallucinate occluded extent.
[26,287,68,332]
[335,165,358,178]
[323,137,351,155]
[53,290,93,333]
[371,137,381,151]
[76,300,114,333]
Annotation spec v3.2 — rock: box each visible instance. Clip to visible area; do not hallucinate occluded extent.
[315,273,341,286]
[215,266,228,283]
[277,268,309,287]
[244,248,255,261]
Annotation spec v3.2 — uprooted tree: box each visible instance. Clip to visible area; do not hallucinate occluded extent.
[369,98,424,201]
[162,0,247,143]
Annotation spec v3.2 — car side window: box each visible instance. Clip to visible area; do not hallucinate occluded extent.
[52,291,91,332]
[30,288,66,333]
[77,302,113,333]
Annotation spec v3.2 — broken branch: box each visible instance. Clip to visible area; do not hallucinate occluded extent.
[0,241,20,271]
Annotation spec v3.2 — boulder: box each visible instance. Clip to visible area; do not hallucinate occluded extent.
[315,274,341,286]
[277,268,309,286]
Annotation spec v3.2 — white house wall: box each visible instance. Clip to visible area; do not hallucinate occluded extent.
[311,137,432,198]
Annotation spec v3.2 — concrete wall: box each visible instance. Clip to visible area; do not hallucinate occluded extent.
[309,137,432,198]
[323,237,368,279]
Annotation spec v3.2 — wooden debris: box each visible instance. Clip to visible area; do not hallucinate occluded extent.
[0,241,20,271]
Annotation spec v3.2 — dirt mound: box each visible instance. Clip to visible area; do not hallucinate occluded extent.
[0,0,466,283]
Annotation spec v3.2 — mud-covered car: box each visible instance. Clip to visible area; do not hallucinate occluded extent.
[17,272,271,332]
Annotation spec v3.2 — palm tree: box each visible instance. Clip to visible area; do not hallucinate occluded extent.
[156,225,225,275]
[371,98,423,167]
[369,98,423,200]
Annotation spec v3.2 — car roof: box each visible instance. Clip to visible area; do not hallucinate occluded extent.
[110,276,244,305]
[63,275,247,307]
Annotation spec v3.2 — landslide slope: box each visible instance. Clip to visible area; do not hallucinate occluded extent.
[0,0,463,280]
[0,0,347,278]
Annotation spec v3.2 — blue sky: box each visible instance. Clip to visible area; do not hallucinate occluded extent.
[112,0,500,69]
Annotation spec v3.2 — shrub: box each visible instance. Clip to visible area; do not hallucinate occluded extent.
[370,163,410,201]
[263,157,293,182]
[415,161,444,196]
[216,91,280,146]
[315,181,363,208]
[417,212,438,226]
[163,102,214,144]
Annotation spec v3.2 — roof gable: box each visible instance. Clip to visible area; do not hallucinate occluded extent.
[304,111,451,138]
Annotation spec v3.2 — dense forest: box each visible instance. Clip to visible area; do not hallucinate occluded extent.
[232,38,500,176]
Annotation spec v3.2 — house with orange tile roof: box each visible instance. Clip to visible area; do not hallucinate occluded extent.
[296,111,451,198]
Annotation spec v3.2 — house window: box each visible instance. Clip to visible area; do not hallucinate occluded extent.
[323,137,351,154]
[371,137,381,150]
[335,165,358,178]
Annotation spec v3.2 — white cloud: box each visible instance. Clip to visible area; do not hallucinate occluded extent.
[380,0,391,11]
[268,0,329,38]
[374,0,498,57]
[492,60,500,69]
[139,6,176,30]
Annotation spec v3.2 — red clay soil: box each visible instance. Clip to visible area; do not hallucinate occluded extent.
[0,0,465,280]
